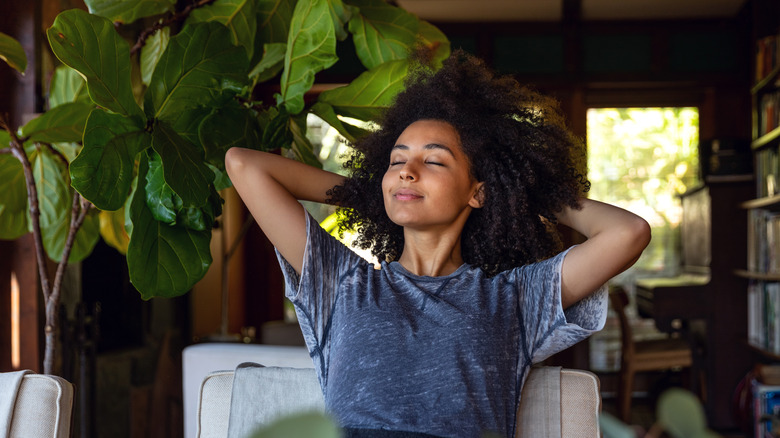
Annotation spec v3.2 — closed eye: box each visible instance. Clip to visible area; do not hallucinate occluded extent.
[426,161,444,166]
[390,161,405,166]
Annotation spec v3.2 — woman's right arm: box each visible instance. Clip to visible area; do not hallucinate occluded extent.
[225,147,346,274]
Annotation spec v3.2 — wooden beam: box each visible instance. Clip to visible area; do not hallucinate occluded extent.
[0,0,43,372]
[0,241,12,371]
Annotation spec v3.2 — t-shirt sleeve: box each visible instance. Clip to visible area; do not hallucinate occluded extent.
[516,247,608,364]
[275,209,366,360]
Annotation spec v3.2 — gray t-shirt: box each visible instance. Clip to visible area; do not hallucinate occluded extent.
[276,211,607,437]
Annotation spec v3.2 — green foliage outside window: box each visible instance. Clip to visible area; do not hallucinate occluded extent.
[587,107,700,276]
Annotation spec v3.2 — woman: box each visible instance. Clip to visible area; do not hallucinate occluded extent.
[225,50,650,437]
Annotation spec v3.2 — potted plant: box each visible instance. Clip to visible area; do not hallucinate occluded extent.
[0,0,450,375]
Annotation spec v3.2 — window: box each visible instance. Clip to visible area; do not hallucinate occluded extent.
[587,107,700,280]
[586,107,700,372]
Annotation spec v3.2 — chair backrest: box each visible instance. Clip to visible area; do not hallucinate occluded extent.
[6,373,75,438]
[196,365,601,438]
[609,287,635,358]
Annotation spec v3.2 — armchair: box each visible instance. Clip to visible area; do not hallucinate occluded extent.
[0,371,75,438]
[195,364,601,438]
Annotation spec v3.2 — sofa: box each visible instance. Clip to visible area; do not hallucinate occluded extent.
[184,343,602,438]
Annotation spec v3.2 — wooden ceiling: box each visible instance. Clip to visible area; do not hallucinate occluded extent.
[395,0,749,22]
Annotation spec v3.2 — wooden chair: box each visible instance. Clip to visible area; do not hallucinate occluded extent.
[609,287,695,422]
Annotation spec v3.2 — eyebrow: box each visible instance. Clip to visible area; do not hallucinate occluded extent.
[391,143,456,158]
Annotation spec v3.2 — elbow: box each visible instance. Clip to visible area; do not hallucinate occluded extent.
[628,215,652,255]
[225,147,248,181]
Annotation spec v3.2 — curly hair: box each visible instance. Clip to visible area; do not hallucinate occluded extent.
[327,50,589,276]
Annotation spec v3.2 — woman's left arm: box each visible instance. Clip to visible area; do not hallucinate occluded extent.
[555,198,651,308]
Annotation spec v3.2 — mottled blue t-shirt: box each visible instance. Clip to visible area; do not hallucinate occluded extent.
[276,211,607,438]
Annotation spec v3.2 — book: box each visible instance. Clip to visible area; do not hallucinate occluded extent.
[755,381,780,438]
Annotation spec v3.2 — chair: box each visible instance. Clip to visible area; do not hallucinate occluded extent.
[609,287,694,422]
[195,365,602,438]
[1,371,75,438]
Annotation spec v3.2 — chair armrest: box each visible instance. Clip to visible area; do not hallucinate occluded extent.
[197,371,234,438]
[516,367,601,438]
[560,369,601,438]
[9,374,75,438]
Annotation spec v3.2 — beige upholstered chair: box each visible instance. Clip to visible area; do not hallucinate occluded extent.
[195,365,601,438]
[1,371,75,438]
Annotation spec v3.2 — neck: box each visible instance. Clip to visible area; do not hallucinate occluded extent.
[397,229,465,277]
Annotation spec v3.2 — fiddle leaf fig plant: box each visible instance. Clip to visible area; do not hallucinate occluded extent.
[0,0,448,373]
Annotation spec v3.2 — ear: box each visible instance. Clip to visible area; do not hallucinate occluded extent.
[469,182,485,209]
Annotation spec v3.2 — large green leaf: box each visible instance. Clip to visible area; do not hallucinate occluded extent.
[182,187,222,232]
[32,145,70,240]
[289,114,322,168]
[209,163,233,191]
[32,145,99,263]
[84,0,176,24]
[188,0,258,59]
[249,42,286,83]
[310,101,369,143]
[170,109,207,151]
[257,0,297,45]
[417,21,451,69]
[145,151,222,230]
[279,0,338,115]
[327,0,357,41]
[71,110,148,211]
[0,32,27,74]
[140,27,170,86]
[151,121,214,208]
[261,107,293,150]
[145,150,182,224]
[44,206,101,264]
[199,104,262,169]
[21,102,93,144]
[317,58,408,121]
[145,22,249,122]
[124,170,139,237]
[99,208,129,255]
[0,153,29,239]
[52,143,80,163]
[47,9,143,118]
[346,0,418,70]
[126,154,212,299]
[49,65,90,108]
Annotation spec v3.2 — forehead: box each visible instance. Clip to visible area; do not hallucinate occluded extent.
[394,119,462,148]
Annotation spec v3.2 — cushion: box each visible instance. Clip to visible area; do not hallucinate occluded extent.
[226,363,325,438]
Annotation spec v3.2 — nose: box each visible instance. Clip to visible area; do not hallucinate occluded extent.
[399,162,416,181]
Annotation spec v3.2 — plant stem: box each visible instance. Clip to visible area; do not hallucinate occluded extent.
[0,114,90,375]
[0,116,52,302]
[219,215,254,336]
[43,143,69,165]
[44,192,91,375]
[129,0,217,56]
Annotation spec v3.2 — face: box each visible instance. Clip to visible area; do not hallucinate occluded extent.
[382,119,483,232]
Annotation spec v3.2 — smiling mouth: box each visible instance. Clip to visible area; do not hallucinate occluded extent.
[394,190,423,201]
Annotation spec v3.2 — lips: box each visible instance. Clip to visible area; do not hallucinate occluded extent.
[393,188,423,201]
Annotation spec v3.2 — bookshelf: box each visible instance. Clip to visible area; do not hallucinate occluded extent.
[745,0,780,359]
